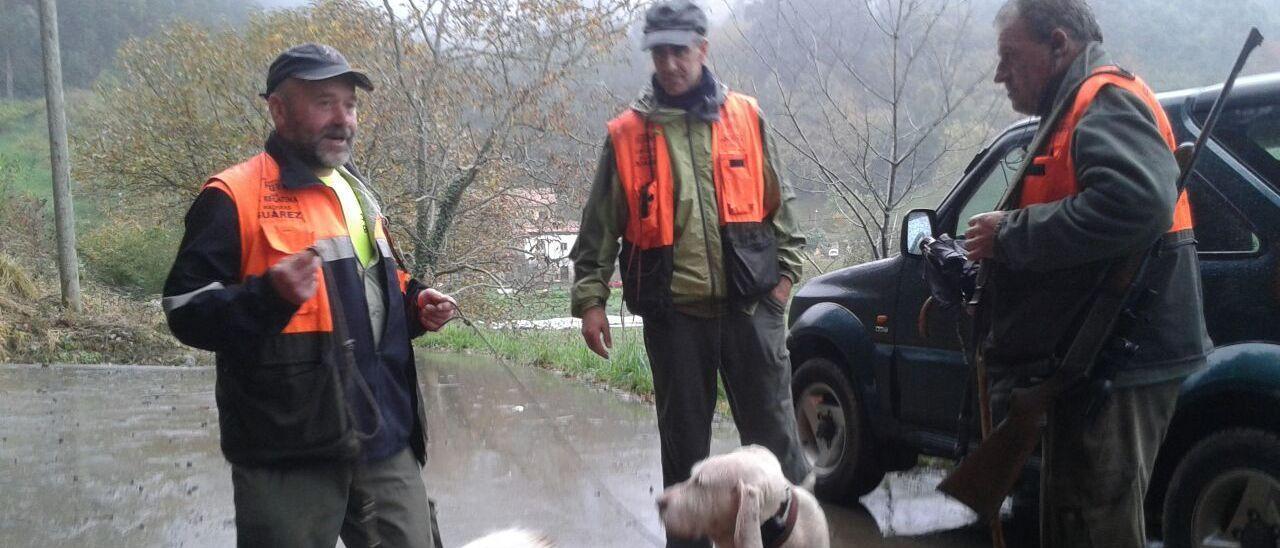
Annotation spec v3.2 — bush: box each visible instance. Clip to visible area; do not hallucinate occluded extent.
[79,220,181,296]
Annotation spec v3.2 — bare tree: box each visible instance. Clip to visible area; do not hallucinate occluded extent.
[76,0,638,304]
[722,0,998,261]
[374,0,639,279]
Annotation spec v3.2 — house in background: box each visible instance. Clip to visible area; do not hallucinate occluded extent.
[506,188,580,287]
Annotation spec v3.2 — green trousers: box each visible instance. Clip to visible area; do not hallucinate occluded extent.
[1040,378,1182,547]
[231,448,442,548]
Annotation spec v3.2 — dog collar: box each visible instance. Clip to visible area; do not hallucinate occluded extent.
[761,487,798,548]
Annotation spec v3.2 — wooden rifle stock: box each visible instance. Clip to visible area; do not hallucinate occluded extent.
[938,27,1264,523]
[938,370,1071,520]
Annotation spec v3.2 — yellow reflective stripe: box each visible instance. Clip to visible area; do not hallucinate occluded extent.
[319,169,376,267]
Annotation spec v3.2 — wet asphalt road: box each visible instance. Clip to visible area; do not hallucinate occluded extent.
[0,354,992,547]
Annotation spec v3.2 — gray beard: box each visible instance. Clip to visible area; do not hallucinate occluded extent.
[282,134,352,171]
[316,146,351,169]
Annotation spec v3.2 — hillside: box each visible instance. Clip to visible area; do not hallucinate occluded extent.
[0,99,202,365]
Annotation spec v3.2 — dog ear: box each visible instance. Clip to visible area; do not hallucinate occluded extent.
[733,479,765,547]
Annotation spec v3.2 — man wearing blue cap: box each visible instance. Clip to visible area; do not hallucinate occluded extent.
[570,2,812,546]
[163,43,452,547]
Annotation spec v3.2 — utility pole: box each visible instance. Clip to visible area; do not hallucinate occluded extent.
[38,0,81,312]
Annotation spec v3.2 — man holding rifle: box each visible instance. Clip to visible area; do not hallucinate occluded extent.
[963,0,1211,544]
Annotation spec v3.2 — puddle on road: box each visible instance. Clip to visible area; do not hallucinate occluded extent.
[419,352,739,547]
[0,357,740,547]
[0,356,991,547]
[858,467,982,536]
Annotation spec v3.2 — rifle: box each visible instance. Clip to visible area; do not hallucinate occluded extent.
[938,28,1265,522]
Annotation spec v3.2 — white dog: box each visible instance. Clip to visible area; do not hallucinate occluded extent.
[459,528,554,548]
[657,445,830,548]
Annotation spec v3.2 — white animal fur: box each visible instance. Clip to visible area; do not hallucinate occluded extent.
[657,445,830,548]
[459,528,554,548]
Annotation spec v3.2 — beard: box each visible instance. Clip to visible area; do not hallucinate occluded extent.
[280,124,355,170]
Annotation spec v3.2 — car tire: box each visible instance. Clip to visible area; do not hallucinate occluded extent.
[1163,428,1280,548]
[791,356,884,503]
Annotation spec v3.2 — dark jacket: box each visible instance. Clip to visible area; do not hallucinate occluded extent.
[162,134,431,465]
[986,43,1212,387]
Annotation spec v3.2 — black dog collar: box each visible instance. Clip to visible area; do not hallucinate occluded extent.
[760,487,798,548]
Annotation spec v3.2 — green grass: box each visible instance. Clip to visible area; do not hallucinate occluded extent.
[418,321,736,408]
[0,99,52,201]
[0,96,105,220]
[0,97,173,296]
[418,323,656,396]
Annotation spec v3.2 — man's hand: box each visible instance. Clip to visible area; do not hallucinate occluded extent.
[964,211,1008,261]
[580,306,612,359]
[268,250,321,305]
[770,277,793,305]
[417,289,458,332]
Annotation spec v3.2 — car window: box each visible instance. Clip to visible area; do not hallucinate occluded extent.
[953,144,1026,236]
[1202,103,1280,190]
[1187,180,1261,255]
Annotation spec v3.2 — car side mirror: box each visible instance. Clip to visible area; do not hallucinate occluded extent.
[901,209,937,257]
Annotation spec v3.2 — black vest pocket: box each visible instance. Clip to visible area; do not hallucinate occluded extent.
[618,241,674,317]
[722,222,779,300]
[219,332,358,463]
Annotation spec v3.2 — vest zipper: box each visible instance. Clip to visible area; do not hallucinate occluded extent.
[686,116,720,302]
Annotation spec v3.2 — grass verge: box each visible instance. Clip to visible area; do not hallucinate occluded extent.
[418,324,655,398]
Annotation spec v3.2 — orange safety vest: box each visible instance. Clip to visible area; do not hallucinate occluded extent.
[608,92,768,247]
[201,150,426,465]
[205,154,411,335]
[607,92,778,313]
[1022,66,1193,233]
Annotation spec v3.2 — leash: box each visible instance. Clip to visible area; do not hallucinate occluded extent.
[442,306,667,548]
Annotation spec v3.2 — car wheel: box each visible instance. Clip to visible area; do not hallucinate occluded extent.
[1163,428,1280,548]
[791,356,884,503]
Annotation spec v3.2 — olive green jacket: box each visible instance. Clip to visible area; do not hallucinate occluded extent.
[986,43,1211,386]
[570,79,806,318]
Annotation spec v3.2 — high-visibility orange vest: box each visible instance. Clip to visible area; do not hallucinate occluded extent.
[205,153,411,335]
[1021,66,1193,233]
[201,151,426,465]
[607,92,778,313]
[608,92,768,247]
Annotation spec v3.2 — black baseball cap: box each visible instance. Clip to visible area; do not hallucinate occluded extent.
[261,43,374,98]
[641,0,708,50]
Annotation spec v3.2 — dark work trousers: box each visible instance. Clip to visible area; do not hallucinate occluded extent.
[643,296,810,548]
[231,447,442,548]
[1040,377,1182,547]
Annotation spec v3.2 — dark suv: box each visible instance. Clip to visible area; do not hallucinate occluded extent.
[787,72,1280,546]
